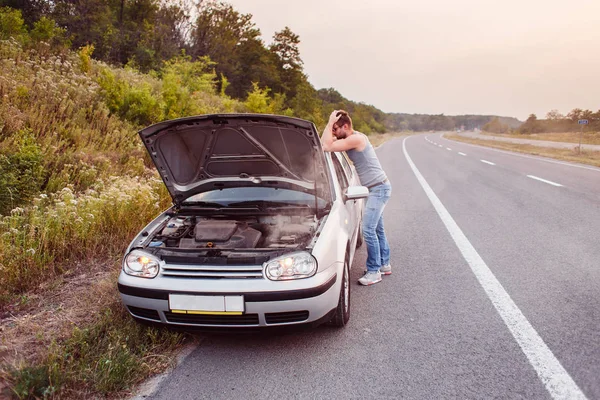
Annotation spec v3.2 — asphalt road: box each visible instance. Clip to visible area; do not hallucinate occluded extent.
[457,130,600,151]
[144,134,600,400]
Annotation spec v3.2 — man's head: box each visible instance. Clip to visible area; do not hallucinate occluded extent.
[332,110,353,139]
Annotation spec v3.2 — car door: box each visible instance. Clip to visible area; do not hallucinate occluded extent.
[331,153,359,246]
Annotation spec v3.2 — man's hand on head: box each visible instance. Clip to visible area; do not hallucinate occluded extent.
[328,110,341,126]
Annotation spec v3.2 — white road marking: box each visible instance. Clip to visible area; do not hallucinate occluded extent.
[402,137,587,400]
[481,160,496,165]
[438,145,443,148]
[441,134,600,173]
[458,152,467,156]
[446,147,452,151]
[527,175,563,187]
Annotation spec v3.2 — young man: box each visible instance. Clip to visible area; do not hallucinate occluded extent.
[321,110,392,286]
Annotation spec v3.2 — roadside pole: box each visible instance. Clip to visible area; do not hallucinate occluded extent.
[578,119,588,154]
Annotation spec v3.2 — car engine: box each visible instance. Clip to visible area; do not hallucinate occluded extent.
[149,214,317,251]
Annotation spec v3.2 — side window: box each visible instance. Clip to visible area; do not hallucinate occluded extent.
[331,154,349,189]
[339,153,354,182]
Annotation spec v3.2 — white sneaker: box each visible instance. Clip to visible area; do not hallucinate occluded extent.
[358,271,382,286]
[380,264,392,275]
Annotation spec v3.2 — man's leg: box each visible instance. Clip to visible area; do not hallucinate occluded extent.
[359,186,387,286]
[376,214,391,268]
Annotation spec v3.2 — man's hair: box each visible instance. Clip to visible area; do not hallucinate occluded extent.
[335,110,353,130]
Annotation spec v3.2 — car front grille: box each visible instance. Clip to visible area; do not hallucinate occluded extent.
[161,264,264,279]
[265,311,309,324]
[164,312,260,326]
[127,306,161,321]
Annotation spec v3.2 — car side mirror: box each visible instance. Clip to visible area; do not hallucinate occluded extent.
[344,186,369,203]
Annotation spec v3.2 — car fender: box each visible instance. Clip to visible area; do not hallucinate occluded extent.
[311,201,350,273]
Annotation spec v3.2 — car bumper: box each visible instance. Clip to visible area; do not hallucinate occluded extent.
[117,267,340,328]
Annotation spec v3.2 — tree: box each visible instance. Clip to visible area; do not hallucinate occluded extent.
[270,26,304,100]
[191,1,262,96]
[567,108,583,122]
[482,117,509,133]
[546,109,564,120]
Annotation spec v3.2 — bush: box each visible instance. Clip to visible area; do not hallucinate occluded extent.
[0,129,45,214]
[30,16,70,50]
[0,176,170,300]
[0,7,27,42]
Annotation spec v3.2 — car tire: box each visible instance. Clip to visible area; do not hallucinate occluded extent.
[356,224,363,249]
[330,259,351,327]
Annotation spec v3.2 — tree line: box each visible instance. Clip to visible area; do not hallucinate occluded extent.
[483,109,599,134]
[0,0,527,134]
[0,0,390,132]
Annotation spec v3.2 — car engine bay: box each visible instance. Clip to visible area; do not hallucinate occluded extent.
[148,214,319,251]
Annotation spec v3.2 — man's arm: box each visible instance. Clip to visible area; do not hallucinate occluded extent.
[321,110,362,152]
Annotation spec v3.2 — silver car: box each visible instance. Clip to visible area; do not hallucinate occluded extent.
[118,114,367,329]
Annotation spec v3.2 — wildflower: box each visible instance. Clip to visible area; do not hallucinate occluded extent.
[26,248,36,255]
[10,207,24,215]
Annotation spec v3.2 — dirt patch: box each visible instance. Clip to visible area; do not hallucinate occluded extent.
[0,260,118,371]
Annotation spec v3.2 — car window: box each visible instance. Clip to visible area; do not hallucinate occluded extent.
[331,154,349,189]
[339,153,354,182]
[183,187,327,207]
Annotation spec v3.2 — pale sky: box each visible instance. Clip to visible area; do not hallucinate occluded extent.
[226,0,600,120]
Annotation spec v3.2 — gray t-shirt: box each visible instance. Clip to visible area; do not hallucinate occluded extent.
[345,131,387,187]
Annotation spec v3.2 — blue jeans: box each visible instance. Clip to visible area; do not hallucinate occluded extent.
[363,182,392,272]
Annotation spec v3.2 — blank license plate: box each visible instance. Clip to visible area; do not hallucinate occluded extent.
[169,294,244,315]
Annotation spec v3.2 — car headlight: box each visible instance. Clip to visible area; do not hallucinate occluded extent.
[265,252,317,281]
[124,250,160,278]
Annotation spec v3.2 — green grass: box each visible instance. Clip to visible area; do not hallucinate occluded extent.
[3,290,186,399]
[446,134,600,168]
[481,131,600,145]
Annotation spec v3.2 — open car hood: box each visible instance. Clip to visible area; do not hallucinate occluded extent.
[139,114,332,206]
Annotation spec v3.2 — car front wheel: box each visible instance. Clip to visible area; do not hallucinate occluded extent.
[330,259,351,327]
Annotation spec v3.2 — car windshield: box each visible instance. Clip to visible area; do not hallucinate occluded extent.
[182,187,327,208]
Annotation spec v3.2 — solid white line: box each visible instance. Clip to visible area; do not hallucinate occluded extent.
[481,160,496,165]
[442,134,600,173]
[527,175,563,187]
[402,137,587,400]
[458,152,467,156]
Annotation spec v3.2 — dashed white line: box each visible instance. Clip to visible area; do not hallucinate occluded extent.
[438,145,443,148]
[441,133,600,173]
[458,152,467,156]
[402,137,587,400]
[446,147,452,151]
[481,160,496,165]
[527,175,563,187]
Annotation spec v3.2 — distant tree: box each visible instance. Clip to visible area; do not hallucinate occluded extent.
[567,108,583,122]
[482,117,509,133]
[518,114,543,134]
[546,109,564,120]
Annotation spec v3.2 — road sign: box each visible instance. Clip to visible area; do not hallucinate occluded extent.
[578,119,589,125]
